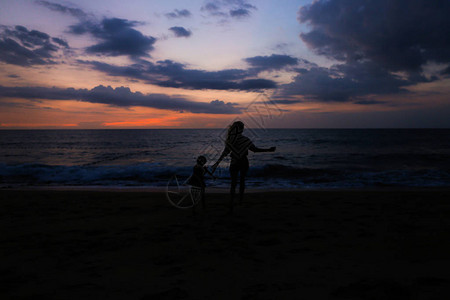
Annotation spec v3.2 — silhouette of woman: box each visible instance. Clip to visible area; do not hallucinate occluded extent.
[212,121,276,213]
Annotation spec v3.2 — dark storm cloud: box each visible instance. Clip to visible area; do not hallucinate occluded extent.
[69,18,156,58]
[0,25,67,66]
[169,26,192,38]
[244,54,300,71]
[298,0,450,73]
[277,61,413,102]
[78,59,277,91]
[165,9,192,19]
[0,85,241,114]
[276,0,450,104]
[201,0,256,19]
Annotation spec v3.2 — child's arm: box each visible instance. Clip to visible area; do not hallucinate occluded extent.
[211,146,230,173]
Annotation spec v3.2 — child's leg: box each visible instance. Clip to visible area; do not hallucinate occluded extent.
[201,187,205,209]
[191,186,199,215]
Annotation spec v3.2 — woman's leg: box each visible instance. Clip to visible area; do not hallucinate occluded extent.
[229,164,239,213]
[238,160,249,204]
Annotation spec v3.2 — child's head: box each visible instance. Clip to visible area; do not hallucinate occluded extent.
[196,155,207,166]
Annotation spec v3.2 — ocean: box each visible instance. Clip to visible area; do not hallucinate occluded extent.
[1,129,449,189]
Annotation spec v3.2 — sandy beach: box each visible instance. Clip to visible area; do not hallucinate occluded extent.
[1,189,450,299]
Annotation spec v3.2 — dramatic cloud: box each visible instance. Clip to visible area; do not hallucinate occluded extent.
[77,53,301,91]
[0,85,241,114]
[169,26,192,38]
[298,0,450,73]
[201,0,256,19]
[165,9,192,19]
[38,2,156,58]
[0,25,68,66]
[69,18,156,58]
[78,59,277,91]
[276,0,450,104]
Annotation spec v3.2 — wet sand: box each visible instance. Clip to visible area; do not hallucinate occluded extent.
[1,189,450,299]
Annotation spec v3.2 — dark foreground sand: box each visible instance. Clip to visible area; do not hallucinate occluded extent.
[1,189,450,299]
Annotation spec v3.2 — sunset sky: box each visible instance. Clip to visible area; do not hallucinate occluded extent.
[1,0,450,129]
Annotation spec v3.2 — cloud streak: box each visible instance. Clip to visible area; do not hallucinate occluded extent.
[277,61,413,102]
[201,0,257,20]
[165,9,192,19]
[36,0,89,19]
[244,54,300,72]
[78,57,280,91]
[0,85,241,114]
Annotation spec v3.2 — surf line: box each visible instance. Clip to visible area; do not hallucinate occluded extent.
[80,145,178,167]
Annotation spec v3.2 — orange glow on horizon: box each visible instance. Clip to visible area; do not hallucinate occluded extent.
[0,123,77,128]
[104,116,182,127]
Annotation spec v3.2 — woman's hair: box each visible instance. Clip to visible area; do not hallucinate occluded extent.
[226,121,244,145]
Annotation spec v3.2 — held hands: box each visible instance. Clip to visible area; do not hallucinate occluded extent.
[209,165,217,179]
[211,162,219,173]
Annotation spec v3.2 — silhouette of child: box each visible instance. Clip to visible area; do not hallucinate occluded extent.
[187,155,215,209]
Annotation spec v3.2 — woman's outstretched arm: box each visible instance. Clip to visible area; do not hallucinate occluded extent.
[249,145,276,153]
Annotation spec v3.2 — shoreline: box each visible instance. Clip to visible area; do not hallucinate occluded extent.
[2,185,450,193]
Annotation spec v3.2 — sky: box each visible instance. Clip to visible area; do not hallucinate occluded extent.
[0,0,450,129]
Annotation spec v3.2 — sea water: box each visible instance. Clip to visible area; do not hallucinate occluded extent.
[1,129,449,188]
